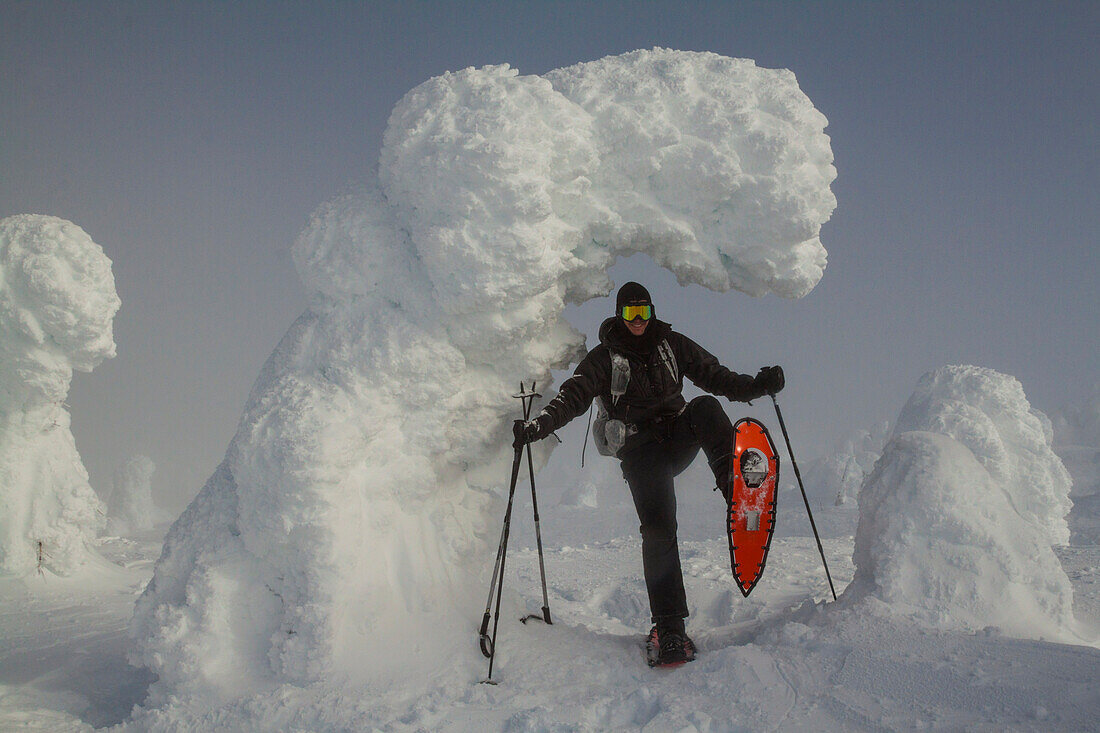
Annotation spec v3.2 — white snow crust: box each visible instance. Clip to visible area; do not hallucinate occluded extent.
[0,215,120,576]
[103,455,167,536]
[848,365,1078,640]
[131,48,836,709]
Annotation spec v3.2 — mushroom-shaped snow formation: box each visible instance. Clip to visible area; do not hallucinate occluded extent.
[0,215,120,575]
[849,365,1077,640]
[131,49,836,706]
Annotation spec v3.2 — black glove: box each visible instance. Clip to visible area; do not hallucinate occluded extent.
[754,365,785,396]
[512,416,551,449]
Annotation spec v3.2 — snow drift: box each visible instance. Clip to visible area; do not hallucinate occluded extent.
[848,365,1077,640]
[131,48,836,706]
[0,214,120,575]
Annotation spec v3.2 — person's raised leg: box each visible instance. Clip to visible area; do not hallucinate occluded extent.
[686,395,735,501]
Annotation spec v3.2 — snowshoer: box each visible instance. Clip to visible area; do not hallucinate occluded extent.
[513,281,784,666]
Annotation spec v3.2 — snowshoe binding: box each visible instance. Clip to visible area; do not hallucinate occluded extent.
[645,625,697,668]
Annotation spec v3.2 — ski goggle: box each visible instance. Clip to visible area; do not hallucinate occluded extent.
[620,304,653,322]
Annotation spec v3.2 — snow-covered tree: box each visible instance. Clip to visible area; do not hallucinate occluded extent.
[848,365,1076,640]
[805,422,890,508]
[104,454,167,535]
[131,49,837,706]
[0,215,120,576]
[1050,387,1100,499]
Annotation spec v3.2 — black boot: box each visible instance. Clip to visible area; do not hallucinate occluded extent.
[710,451,733,504]
[646,617,696,667]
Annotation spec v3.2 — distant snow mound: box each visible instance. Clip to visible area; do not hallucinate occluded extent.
[1050,388,1100,542]
[1052,387,1100,448]
[806,421,890,508]
[848,365,1077,640]
[780,422,889,539]
[893,365,1071,546]
[0,215,120,575]
[559,480,599,509]
[1051,388,1100,499]
[104,455,166,535]
[133,48,836,706]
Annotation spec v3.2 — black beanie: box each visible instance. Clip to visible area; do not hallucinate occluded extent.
[615,281,652,312]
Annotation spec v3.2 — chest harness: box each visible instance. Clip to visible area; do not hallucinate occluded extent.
[592,339,680,457]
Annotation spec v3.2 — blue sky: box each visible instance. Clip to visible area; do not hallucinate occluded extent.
[2,1,1097,508]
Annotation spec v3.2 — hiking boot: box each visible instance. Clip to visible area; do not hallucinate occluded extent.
[645,625,697,668]
[711,452,733,504]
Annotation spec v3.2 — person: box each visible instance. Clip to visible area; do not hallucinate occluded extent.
[513,281,784,667]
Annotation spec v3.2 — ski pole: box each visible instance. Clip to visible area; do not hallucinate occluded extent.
[770,394,838,601]
[479,384,541,657]
[479,447,522,658]
[480,382,555,683]
[518,383,552,626]
[483,444,525,683]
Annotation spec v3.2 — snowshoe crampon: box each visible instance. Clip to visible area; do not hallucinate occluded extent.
[727,417,779,596]
[645,626,697,668]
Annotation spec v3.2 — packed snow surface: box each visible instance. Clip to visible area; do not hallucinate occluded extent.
[0,215,119,576]
[131,48,837,709]
[848,365,1078,640]
[6,526,1100,731]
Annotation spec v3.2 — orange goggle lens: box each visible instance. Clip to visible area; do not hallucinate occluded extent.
[620,304,653,321]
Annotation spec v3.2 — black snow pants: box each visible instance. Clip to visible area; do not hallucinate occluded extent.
[618,395,734,623]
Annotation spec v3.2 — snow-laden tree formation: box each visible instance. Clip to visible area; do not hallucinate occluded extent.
[104,455,167,535]
[806,423,890,509]
[780,421,890,539]
[131,49,837,705]
[1052,388,1100,499]
[1052,389,1100,543]
[0,215,120,575]
[847,365,1077,641]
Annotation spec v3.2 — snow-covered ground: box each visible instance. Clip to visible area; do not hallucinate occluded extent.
[4,366,1100,730]
[0,532,160,731]
[1,516,1097,730]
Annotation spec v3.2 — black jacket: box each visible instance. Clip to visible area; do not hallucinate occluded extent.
[538,317,763,433]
